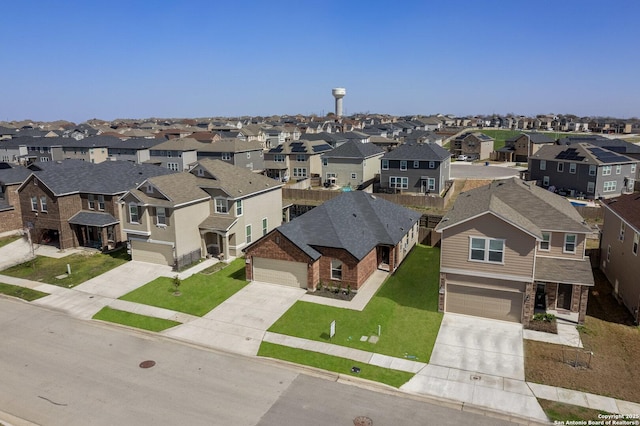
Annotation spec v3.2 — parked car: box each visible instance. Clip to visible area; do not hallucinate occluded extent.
[457,155,468,161]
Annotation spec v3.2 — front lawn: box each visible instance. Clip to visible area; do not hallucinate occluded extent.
[0,282,49,301]
[1,249,130,287]
[92,306,181,332]
[525,270,640,403]
[0,235,22,249]
[538,399,611,422]
[119,259,247,317]
[266,245,443,362]
[258,342,413,388]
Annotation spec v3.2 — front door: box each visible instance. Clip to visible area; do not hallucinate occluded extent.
[556,284,573,310]
[420,180,427,194]
[535,283,546,310]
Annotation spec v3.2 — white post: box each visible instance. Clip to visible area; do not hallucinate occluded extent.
[67,264,71,275]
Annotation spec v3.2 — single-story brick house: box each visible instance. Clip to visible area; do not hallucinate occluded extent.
[244,191,421,290]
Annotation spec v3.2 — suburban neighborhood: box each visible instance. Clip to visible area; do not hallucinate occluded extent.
[1,108,640,425]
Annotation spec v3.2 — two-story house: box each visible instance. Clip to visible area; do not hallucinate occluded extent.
[148,137,200,171]
[264,139,333,182]
[496,132,555,162]
[528,143,638,199]
[321,141,384,189]
[435,178,593,325]
[107,138,164,163]
[120,159,283,268]
[0,163,31,234]
[600,193,640,323]
[450,132,494,160]
[379,142,451,195]
[195,138,264,171]
[16,160,175,251]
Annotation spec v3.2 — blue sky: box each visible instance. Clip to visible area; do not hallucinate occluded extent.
[2,0,639,122]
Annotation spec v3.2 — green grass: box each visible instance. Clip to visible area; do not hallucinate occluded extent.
[537,399,611,422]
[1,249,130,287]
[0,235,21,249]
[0,282,49,301]
[478,129,523,151]
[92,306,181,332]
[119,259,247,316]
[258,342,414,388]
[268,245,443,362]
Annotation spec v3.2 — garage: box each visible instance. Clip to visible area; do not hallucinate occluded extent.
[131,240,174,266]
[252,257,308,288]
[446,284,523,323]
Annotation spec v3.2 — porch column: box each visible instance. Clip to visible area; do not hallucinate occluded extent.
[223,233,230,260]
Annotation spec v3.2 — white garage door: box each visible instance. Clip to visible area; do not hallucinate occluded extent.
[131,240,174,266]
[446,284,523,323]
[253,257,307,288]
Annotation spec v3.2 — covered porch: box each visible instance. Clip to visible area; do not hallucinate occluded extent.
[68,211,119,251]
[533,257,595,324]
[199,215,237,261]
[264,162,289,182]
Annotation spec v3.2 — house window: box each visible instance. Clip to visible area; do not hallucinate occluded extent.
[246,224,252,244]
[569,163,576,174]
[602,166,611,176]
[167,162,179,171]
[557,162,564,173]
[382,159,389,170]
[322,158,328,166]
[236,199,243,216]
[428,161,435,169]
[331,259,342,280]
[262,218,268,236]
[588,165,596,176]
[31,196,38,211]
[428,178,435,191]
[167,151,173,158]
[293,168,307,178]
[196,168,204,176]
[215,198,228,214]
[587,181,595,193]
[607,244,611,261]
[98,195,105,211]
[539,160,546,171]
[246,152,251,159]
[632,164,636,173]
[616,165,622,174]
[129,204,139,223]
[274,154,285,162]
[633,232,639,256]
[413,160,420,168]
[469,237,504,263]
[156,207,167,226]
[400,161,407,171]
[221,152,231,161]
[619,222,625,241]
[389,176,408,189]
[88,194,95,210]
[350,172,357,179]
[40,196,47,212]
[564,234,577,254]
[296,154,306,162]
[539,232,551,251]
[603,181,617,192]
[146,184,153,194]
[542,176,550,186]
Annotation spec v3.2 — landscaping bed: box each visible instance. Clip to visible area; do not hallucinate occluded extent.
[307,285,356,302]
[525,313,558,334]
[525,270,640,403]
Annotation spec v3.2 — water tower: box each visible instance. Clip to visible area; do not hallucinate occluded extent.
[332,87,346,117]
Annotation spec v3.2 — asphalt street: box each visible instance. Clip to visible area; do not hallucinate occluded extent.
[0,298,518,426]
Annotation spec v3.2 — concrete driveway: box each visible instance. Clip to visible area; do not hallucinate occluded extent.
[163,281,306,356]
[0,237,33,271]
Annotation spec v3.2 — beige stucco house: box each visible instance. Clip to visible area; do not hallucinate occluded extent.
[435,178,593,325]
[120,159,284,268]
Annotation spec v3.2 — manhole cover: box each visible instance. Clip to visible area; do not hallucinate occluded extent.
[353,416,372,426]
[139,360,156,369]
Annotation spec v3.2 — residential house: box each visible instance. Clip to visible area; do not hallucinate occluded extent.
[57,136,120,163]
[120,159,283,267]
[403,130,443,146]
[600,193,640,322]
[0,163,31,233]
[368,136,400,152]
[107,138,164,163]
[264,139,333,182]
[450,132,494,160]
[435,178,593,325]
[496,132,555,162]
[321,141,384,189]
[528,143,638,199]
[148,137,200,171]
[196,138,265,171]
[16,160,175,251]
[244,191,420,289]
[380,142,451,195]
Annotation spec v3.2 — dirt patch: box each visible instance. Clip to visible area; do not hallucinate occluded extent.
[525,270,640,403]
[460,179,492,192]
[538,399,611,422]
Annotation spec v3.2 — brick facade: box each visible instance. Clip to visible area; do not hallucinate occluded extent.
[0,183,24,233]
[522,281,535,326]
[244,230,313,283]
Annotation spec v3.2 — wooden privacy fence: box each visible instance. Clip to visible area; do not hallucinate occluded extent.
[282,188,448,210]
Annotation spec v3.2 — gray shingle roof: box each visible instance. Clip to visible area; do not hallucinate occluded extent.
[68,211,119,227]
[382,142,451,161]
[276,191,421,260]
[0,163,32,184]
[435,178,591,235]
[506,132,555,144]
[534,257,594,286]
[531,143,637,165]
[322,141,384,159]
[195,158,283,199]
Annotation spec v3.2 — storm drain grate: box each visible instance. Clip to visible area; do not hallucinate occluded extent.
[353,416,373,426]
[139,360,156,369]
